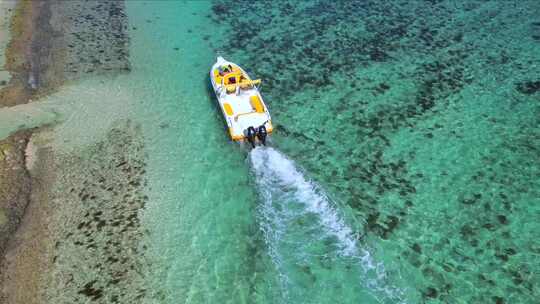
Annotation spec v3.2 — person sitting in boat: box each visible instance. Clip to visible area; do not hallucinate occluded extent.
[219,65,232,76]
[238,74,250,89]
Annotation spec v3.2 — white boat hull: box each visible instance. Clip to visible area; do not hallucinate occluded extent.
[210,57,273,142]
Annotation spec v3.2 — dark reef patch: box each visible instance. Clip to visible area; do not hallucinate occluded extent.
[48,121,151,303]
[51,0,131,79]
[0,131,32,256]
[423,286,438,299]
[516,80,540,95]
[209,0,540,303]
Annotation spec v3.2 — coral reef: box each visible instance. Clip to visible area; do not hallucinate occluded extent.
[211,0,540,302]
[44,121,151,303]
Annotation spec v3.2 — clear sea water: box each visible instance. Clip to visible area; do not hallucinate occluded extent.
[127,1,410,302]
[128,1,540,303]
[13,0,540,303]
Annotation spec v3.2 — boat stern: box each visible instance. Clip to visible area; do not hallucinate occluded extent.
[229,118,273,147]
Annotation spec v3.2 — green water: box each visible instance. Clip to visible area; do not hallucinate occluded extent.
[125,1,407,302]
[126,2,279,302]
[40,0,538,303]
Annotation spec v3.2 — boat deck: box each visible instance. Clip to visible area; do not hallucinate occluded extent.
[219,89,270,139]
[210,57,273,141]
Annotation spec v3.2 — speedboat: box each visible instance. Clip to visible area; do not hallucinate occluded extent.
[210,56,273,147]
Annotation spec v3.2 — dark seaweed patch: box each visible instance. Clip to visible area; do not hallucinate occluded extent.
[411,243,422,254]
[51,121,150,302]
[492,296,505,304]
[496,215,508,225]
[516,80,540,95]
[209,1,540,302]
[78,280,103,301]
[423,286,438,299]
[59,0,130,80]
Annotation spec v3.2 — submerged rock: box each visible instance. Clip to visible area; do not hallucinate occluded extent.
[516,80,540,95]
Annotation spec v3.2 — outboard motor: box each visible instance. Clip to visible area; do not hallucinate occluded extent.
[257,125,267,145]
[246,126,257,148]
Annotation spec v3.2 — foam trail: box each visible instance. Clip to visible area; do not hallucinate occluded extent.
[249,146,406,303]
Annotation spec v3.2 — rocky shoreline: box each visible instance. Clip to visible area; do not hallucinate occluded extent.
[0,0,38,262]
[0,1,151,303]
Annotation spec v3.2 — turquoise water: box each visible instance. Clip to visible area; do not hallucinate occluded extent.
[125,1,410,302]
[37,0,538,303]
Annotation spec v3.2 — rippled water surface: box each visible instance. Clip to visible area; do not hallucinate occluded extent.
[61,1,539,303]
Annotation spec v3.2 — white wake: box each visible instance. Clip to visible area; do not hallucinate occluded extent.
[249,146,406,303]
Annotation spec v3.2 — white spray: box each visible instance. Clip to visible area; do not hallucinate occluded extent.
[249,146,406,303]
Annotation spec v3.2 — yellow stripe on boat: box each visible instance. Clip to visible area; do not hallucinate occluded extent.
[223,103,234,116]
[250,95,264,113]
[266,120,273,133]
[213,69,222,84]
[228,127,244,141]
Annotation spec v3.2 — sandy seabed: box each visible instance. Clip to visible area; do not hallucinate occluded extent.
[1,1,153,303]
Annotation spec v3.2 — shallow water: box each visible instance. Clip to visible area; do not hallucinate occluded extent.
[249,147,406,303]
[114,0,540,302]
[16,0,539,303]
[122,1,411,302]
